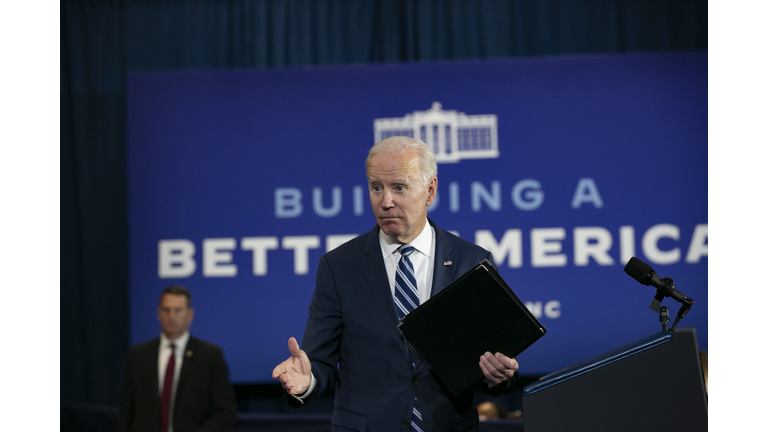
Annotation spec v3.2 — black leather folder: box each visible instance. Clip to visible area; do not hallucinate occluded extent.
[397,259,546,397]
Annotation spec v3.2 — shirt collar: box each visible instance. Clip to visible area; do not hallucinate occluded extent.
[160,331,190,350]
[379,220,433,258]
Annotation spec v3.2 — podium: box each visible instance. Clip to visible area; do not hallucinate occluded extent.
[523,327,707,432]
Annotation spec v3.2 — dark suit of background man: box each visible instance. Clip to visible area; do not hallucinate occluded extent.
[273,136,520,432]
[117,285,237,432]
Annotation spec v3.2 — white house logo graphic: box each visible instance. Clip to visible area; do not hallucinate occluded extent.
[373,102,499,163]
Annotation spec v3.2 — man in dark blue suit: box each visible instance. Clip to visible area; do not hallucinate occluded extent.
[273,137,519,431]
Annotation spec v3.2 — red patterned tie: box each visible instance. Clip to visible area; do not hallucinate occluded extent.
[160,343,176,432]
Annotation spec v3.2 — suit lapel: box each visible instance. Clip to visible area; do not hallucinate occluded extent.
[149,338,162,397]
[175,337,196,398]
[360,225,412,362]
[430,220,458,297]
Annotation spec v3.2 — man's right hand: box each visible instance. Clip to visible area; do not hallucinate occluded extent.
[272,337,312,395]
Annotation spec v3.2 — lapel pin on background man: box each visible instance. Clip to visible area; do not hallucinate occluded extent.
[117,285,237,432]
[272,136,520,432]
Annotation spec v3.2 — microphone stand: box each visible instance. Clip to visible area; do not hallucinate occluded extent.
[670,301,693,331]
[659,306,670,332]
[648,281,694,332]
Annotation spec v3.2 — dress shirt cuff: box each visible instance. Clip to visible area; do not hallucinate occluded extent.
[290,372,316,404]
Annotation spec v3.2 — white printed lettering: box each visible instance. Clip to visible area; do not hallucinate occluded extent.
[573,227,614,266]
[531,228,567,267]
[282,236,320,275]
[203,238,237,277]
[275,188,303,218]
[642,224,680,265]
[353,186,364,216]
[685,224,708,263]
[471,181,501,212]
[449,182,460,212]
[313,186,342,218]
[512,179,544,211]
[571,178,603,208]
[544,300,561,318]
[241,237,279,276]
[619,225,636,265]
[525,301,542,318]
[475,229,522,268]
[158,239,196,278]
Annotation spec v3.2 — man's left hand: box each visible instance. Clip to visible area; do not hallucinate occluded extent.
[479,352,519,385]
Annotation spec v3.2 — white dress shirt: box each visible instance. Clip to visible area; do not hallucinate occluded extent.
[379,222,436,305]
[159,331,190,432]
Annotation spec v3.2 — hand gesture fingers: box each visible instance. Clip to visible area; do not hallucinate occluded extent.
[272,337,312,395]
[479,352,519,385]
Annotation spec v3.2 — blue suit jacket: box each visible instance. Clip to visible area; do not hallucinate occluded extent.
[293,220,515,432]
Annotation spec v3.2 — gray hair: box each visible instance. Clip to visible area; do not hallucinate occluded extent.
[365,136,437,187]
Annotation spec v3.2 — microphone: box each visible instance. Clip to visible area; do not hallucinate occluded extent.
[624,257,690,306]
[624,257,694,330]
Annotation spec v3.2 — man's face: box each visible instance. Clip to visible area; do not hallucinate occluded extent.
[157,294,194,340]
[368,149,437,244]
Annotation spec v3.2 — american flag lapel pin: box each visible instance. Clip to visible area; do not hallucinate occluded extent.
[443,260,452,266]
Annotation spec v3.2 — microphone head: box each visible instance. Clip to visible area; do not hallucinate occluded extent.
[624,257,654,285]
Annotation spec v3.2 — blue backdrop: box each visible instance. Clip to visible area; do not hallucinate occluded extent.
[128,52,707,383]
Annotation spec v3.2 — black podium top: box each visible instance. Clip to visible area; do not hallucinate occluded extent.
[522,327,707,432]
[524,330,671,396]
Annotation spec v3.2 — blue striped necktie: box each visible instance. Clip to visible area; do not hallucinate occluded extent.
[394,245,420,320]
[394,245,423,432]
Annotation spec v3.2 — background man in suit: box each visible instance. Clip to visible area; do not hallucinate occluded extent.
[117,285,237,432]
[273,136,519,431]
